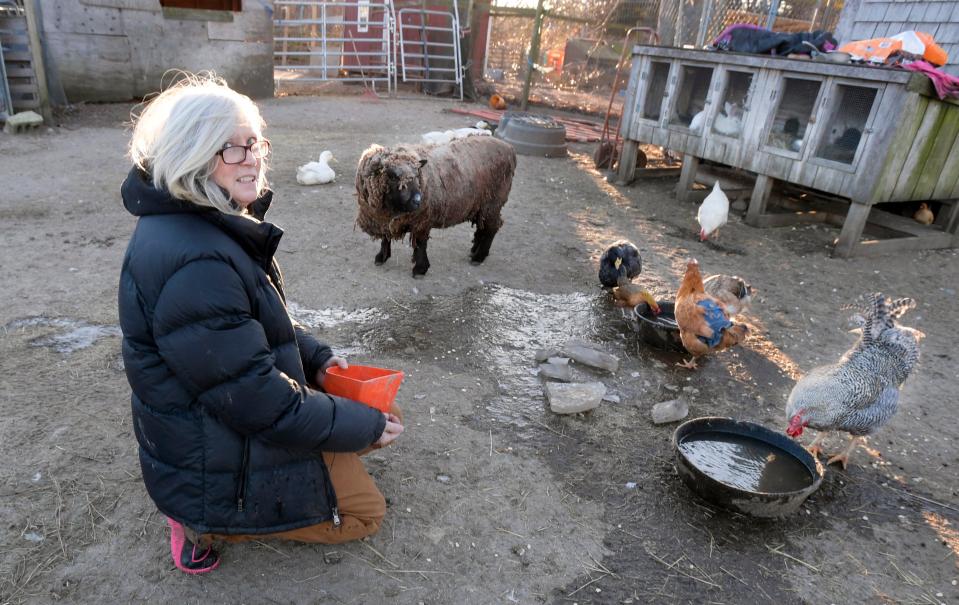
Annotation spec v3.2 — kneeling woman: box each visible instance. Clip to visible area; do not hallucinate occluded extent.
[118,74,403,574]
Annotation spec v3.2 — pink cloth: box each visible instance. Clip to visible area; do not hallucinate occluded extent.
[903,60,959,99]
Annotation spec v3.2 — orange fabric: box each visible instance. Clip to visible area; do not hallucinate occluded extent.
[839,31,948,66]
[916,32,948,66]
[838,37,901,63]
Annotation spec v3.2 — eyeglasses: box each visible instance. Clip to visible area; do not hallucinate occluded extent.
[216,139,271,165]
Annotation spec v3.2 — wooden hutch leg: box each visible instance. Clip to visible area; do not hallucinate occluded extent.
[833,201,871,258]
[745,174,774,227]
[616,141,639,185]
[936,199,959,235]
[675,155,699,203]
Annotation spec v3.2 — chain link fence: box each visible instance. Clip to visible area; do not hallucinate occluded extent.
[483,0,844,118]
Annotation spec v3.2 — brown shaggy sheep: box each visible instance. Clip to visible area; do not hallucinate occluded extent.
[354,136,517,276]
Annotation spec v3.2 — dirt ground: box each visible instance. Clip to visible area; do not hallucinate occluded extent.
[1,94,958,605]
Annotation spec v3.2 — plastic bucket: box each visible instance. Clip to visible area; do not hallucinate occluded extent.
[324,365,404,413]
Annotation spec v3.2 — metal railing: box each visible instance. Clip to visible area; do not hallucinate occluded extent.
[396,6,463,99]
[274,0,395,94]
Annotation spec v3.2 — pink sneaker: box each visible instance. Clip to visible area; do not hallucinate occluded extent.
[167,518,220,574]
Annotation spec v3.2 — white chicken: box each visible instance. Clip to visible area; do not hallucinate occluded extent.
[296,150,335,185]
[713,102,743,137]
[688,110,706,133]
[696,181,729,241]
[421,130,454,145]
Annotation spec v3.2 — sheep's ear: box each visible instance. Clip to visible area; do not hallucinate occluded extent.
[418,158,428,168]
[364,155,384,177]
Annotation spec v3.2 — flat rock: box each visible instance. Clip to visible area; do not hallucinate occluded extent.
[534,348,563,363]
[651,398,689,424]
[539,362,573,382]
[562,343,619,373]
[545,382,606,414]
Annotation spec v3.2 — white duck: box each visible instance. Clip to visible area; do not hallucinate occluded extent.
[296,150,335,185]
[696,181,729,241]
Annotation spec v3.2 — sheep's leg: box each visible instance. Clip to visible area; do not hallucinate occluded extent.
[470,224,499,264]
[374,239,391,265]
[411,237,430,276]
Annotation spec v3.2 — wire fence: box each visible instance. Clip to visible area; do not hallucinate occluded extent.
[483,0,844,118]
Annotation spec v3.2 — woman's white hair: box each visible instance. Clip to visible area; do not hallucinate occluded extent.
[129,72,268,215]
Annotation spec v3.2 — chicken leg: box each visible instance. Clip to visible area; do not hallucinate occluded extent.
[827,436,865,469]
[677,357,699,370]
[807,432,827,458]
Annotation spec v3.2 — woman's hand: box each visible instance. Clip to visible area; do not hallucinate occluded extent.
[374,413,404,448]
[315,356,348,388]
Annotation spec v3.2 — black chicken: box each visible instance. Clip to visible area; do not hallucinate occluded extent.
[598,241,642,288]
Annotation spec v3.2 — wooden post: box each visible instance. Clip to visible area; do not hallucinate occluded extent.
[22,0,51,124]
[746,174,774,226]
[675,154,700,202]
[833,201,871,258]
[765,0,781,30]
[937,199,959,234]
[808,0,825,32]
[694,0,714,48]
[617,141,639,185]
[520,0,545,111]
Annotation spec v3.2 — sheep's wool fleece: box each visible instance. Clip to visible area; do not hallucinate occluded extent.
[355,136,516,241]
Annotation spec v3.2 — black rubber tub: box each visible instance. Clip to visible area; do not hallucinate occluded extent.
[632,301,685,352]
[495,112,567,157]
[672,417,824,517]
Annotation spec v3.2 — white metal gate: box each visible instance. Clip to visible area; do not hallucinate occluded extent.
[395,6,462,99]
[274,0,395,94]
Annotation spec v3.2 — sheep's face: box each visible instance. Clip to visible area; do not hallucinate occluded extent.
[383,158,427,214]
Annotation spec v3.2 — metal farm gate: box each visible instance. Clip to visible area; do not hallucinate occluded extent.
[274,0,395,94]
[274,0,466,98]
[395,5,463,99]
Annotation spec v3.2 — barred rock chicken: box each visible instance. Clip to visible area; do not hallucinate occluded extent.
[786,293,922,469]
[598,241,642,288]
[674,259,749,369]
[703,274,753,316]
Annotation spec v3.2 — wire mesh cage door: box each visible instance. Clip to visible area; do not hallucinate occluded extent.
[669,64,714,133]
[711,68,752,139]
[641,60,671,122]
[814,82,880,167]
[765,76,823,156]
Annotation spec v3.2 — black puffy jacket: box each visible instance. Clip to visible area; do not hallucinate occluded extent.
[118,167,386,535]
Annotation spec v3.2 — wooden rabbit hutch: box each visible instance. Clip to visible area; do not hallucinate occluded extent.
[617,45,959,257]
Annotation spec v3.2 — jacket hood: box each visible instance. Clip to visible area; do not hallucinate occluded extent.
[121,166,281,266]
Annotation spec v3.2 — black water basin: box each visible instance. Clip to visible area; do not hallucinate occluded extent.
[632,300,684,352]
[672,417,824,517]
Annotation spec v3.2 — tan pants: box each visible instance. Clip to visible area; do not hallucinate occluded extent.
[195,403,399,547]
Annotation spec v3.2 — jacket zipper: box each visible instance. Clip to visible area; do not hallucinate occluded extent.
[236,437,251,512]
[321,456,341,526]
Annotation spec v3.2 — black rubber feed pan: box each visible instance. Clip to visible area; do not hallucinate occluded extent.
[632,301,685,352]
[495,112,567,157]
[672,417,824,517]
